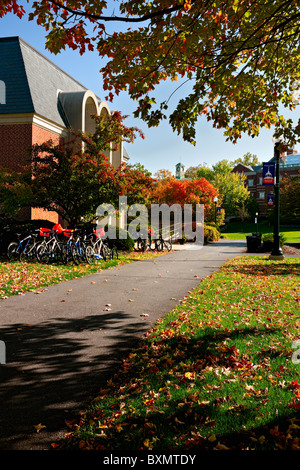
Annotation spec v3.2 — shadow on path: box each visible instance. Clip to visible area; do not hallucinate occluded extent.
[0,239,247,450]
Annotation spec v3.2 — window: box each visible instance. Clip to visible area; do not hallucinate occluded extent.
[248,179,253,187]
[0,80,5,104]
[259,177,263,185]
[259,192,265,199]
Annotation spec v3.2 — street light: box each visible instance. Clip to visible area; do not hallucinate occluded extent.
[255,212,258,234]
[269,137,284,260]
[214,196,218,224]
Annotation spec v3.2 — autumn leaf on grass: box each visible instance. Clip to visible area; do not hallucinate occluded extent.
[184,371,196,380]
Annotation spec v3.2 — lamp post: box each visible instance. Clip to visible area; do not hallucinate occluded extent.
[269,139,284,260]
[255,212,258,234]
[214,196,218,224]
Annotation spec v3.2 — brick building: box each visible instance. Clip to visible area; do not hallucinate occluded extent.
[0,36,128,224]
[232,149,300,215]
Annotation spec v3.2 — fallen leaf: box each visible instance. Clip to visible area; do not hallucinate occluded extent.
[214,442,230,450]
[34,423,46,433]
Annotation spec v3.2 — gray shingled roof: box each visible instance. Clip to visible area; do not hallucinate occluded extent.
[0,36,100,128]
[0,36,34,114]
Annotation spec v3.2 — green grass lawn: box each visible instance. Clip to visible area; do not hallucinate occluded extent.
[0,250,163,300]
[222,221,300,243]
[54,256,300,451]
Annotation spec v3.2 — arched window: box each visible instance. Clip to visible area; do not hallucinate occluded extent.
[0,80,6,104]
[84,96,97,134]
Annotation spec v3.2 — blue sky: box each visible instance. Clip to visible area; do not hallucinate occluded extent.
[1,6,300,176]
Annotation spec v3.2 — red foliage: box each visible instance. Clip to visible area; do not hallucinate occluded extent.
[152,178,218,208]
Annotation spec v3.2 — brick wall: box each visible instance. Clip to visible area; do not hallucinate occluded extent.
[0,121,63,224]
[0,123,32,170]
[32,123,60,146]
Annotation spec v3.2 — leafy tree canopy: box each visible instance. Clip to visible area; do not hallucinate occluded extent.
[0,112,152,226]
[2,1,300,148]
[153,168,175,181]
[152,176,218,209]
[280,171,300,224]
[184,159,250,215]
[127,162,153,178]
[230,152,261,168]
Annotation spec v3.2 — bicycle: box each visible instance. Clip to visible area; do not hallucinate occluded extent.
[36,229,67,264]
[19,230,42,262]
[60,228,75,264]
[86,227,109,262]
[105,237,119,260]
[135,230,152,252]
[70,229,92,265]
[7,229,41,261]
[150,231,172,252]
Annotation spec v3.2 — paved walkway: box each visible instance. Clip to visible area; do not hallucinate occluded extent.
[0,240,264,449]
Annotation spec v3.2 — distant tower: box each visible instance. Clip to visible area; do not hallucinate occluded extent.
[175,162,185,180]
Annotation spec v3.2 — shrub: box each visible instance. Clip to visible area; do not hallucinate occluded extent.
[204,224,220,243]
[106,225,135,252]
[262,233,286,250]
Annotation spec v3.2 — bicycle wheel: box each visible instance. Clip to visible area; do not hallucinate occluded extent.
[149,239,156,251]
[110,246,119,260]
[100,244,109,261]
[63,242,73,264]
[84,244,95,264]
[164,240,172,251]
[71,244,81,265]
[19,242,34,262]
[156,239,164,251]
[36,243,49,263]
[7,242,19,260]
[58,243,68,264]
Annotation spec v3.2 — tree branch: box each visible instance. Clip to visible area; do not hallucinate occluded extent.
[49,0,185,23]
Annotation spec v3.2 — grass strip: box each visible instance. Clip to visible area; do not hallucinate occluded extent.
[221,222,300,242]
[56,256,300,451]
[0,251,163,300]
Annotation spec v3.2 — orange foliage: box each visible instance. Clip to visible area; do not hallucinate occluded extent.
[152,178,218,208]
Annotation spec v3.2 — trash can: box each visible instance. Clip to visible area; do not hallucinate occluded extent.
[246,233,262,253]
